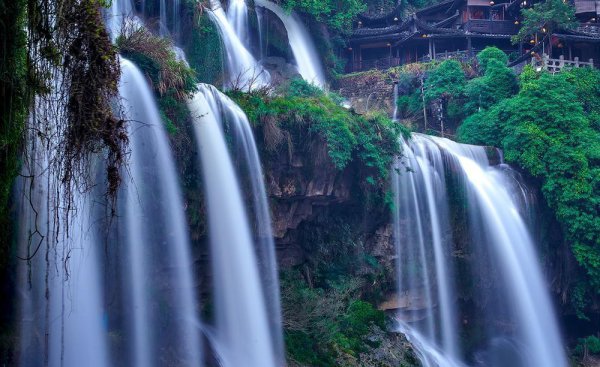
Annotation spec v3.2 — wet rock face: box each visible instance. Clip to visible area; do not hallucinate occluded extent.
[263,137,356,267]
[262,56,302,86]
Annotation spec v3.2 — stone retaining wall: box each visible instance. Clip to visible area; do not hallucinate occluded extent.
[334,69,397,116]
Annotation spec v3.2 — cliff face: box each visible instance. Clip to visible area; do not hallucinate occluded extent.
[257,127,395,272]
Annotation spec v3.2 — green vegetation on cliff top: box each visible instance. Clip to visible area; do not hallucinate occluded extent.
[229,79,407,189]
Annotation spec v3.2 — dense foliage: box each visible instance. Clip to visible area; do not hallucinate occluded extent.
[279,210,417,366]
[230,79,406,188]
[0,0,29,360]
[185,10,224,85]
[281,0,366,33]
[395,49,517,132]
[457,61,600,311]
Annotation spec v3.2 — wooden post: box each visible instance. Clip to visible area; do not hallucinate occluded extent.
[590,58,594,67]
[575,56,580,67]
[467,36,472,57]
[433,40,437,60]
[359,46,363,71]
[569,45,573,60]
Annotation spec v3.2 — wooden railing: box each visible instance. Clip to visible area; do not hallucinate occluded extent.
[350,48,518,72]
[420,50,475,62]
[351,57,402,72]
[576,23,600,36]
[531,54,595,73]
[465,19,519,35]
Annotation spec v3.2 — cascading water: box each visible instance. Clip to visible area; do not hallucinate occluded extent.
[160,0,169,36]
[393,135,459,362]
[227,0,250,44]
[392,133,567,367]
[16,105,110,367]
[254,0,326,87]
[207,0,270,89]
[187,84,280,367]
[108,0,134,41]
[173,0,181,41]
[117,58,202,367]
[392,84,399,121]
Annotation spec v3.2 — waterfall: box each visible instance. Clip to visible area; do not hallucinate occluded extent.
[392,83,399,121]
[187,84,280,367]
[254,0,326,87]
[173,0,181,41]
[256,7,266,60]
[16,107,110,367]
[107,0,134,41]
[118,57,202,367]
[227,0,250,44]
[392,134,567,367]
[393,135,459,360]
[160,0,169,36]
[207,0,270,89]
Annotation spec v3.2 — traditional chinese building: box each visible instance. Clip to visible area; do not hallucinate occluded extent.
[345,0,600,72]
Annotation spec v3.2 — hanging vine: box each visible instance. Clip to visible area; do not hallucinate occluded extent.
[26,0,126,211]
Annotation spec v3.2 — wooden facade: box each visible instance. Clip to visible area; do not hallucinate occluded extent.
[345,0,600,72]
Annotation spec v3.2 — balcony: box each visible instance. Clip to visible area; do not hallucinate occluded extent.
[465,19,519,35]
[349,57,402,72]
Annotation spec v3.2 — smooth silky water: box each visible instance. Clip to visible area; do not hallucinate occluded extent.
[187,85,279,367]
[392,134,567,367]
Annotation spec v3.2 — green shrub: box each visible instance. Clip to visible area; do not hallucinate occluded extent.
[476,46,509,72]
[229,79,404,185]
[424,60,466,103]
[464,55,518,115]
[186,12,224,84]
[574,335,600,356]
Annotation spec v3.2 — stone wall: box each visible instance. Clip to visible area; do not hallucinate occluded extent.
[334,69,397,116]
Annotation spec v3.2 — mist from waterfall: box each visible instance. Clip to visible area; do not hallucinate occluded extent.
[392,134,567,367]
[187,84,280,367]
[255,0,326,87]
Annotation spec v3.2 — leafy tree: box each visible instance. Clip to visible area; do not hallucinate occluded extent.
[424,60,465,103]
[476,46,509,72]
[458,70,600,301]
[512,0,577,43]
[282,0,366,33]
[464,49,518,114]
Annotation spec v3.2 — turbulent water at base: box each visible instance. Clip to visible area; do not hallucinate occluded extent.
[255,0,326,87]
[187,84,281,367]
[392,134,567,367]
[208,0,270,89]
[118,58,202,367]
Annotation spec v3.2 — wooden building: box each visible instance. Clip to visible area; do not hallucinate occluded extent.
[345,0,600,72]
